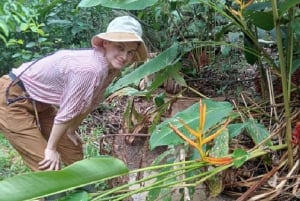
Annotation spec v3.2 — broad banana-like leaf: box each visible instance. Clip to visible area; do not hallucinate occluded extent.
[279,0,300,17]
[0,157,128,201]
[211,128,230,157]
[245,10,274,31]
[78,0,158,10]
[228,120,272,147]
[228,123,245,139]
[150,99,233,150]
[106,43,181,96]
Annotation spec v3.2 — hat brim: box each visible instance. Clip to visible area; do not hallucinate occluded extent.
[91,32,148,62]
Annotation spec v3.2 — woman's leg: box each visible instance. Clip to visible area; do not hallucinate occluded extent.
[0,76,83,171]
[0,76,46,171]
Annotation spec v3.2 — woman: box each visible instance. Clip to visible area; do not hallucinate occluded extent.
[0,15,148,172]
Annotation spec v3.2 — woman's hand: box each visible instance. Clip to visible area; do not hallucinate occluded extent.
[38,148,61,171]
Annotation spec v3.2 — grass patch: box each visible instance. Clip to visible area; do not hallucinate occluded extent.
[0,133,29,180]
[0,121,104,181]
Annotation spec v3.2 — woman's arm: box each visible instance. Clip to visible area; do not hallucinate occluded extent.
[38,110,90,170]
[38,122,70,170]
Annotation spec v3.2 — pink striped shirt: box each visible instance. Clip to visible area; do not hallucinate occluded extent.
[12,48,119,124]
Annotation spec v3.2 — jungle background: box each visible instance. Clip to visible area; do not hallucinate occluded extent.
[1,0,300,201]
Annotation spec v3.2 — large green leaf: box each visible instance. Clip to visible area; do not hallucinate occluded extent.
[279,0,300,17]
[244,35,259,65]
[245,119,273,146]
[211,128,230,157]
[292,59,300,74]
[232,148,249,168]
[0,19,9,37]
[78,0,158,10]
[228,123,245,139]
[147,62,184,94]
[245,10,274,31]
[0,34,7,44]
[150,99,233,150]
[106,43,181,95]
[0,157,128,201]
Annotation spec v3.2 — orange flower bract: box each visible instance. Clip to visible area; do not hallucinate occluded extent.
[169,100,232,166]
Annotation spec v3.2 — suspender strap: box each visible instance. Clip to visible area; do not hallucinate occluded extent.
[8,71,27,91]
[5,71,31,105]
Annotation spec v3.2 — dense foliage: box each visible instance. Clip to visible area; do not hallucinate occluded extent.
[1,0,300,200]
[0,0,112,74]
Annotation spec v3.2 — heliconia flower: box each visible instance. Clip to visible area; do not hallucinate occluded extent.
[203,156,233,165]
[169,100,232,166]
[230,0,254,18]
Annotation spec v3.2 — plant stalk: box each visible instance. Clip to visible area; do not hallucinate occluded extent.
[92,144,287,200]
[271,0,293,169]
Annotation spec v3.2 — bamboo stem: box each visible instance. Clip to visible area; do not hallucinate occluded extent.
[271,0,293,169]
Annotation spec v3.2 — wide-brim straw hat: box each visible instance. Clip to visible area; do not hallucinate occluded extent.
[91,16,148,62]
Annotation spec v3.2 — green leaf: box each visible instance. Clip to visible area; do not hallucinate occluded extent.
[147,62,182,93]
[292,59,300,74]
[247,1,272,11]
[279,0,300,17]
[108,87,147,97]
[20,22,28,31]
[154,92,165,107]
[0,34,7,44]
[244,35,259,65]
[26,41,37,48]
[78,0,158,10]
[291,18,300,38]
[150,99,233,150]
[0,157,128,201]
[62,191,89,201]
[47,19,73,25]
[147,153,176,201]
[228,123,246,139]
[106,43,181,95]
[211,128,229,157]
[78,0,103,7]
[245,119,273,146]
[171,69,187,87]
[245,10,274,31]
[0,20,9,37]
[232,148,249,168]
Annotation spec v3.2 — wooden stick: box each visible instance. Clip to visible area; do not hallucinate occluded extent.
[99,133,150,138]
[236,153,287,201]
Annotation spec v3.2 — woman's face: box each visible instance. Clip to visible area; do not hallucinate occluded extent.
[103,41,139,69]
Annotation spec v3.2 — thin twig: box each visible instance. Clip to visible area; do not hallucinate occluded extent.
[99,133,150,138]
[236,152,287,201]
[248,160,299,200]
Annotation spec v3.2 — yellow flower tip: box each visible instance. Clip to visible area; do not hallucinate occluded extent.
[169,99,232,167]
[169,122,199,149]
[244,0,254,8]
[230,8,240,16]
[178,118,200,138]
[234,0,242,5]
[199,100,206,131]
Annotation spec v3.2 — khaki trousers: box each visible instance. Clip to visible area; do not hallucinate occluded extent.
[0,75,83,171]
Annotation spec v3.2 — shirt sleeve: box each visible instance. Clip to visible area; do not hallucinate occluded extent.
[54,71,98,124]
